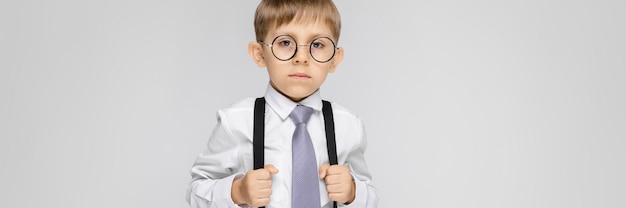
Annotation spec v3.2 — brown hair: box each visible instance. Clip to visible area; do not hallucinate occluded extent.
[253,0,341,42]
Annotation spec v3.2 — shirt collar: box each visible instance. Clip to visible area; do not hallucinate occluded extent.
[265,83,323,120]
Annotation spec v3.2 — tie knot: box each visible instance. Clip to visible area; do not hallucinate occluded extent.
[290,105,314,125]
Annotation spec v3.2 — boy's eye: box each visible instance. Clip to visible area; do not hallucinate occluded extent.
[278,40,293,47]
[311,42,324,49]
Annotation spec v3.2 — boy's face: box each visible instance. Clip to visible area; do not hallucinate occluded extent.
[249,20,344,102]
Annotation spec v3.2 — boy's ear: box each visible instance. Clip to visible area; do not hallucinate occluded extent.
[329,47,344,73]
[248,41,266,67]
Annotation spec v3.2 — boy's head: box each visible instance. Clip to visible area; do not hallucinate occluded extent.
[249,0,344,102]
[253,0,341,43]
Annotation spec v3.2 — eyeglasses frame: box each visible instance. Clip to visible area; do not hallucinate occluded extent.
[259,34,339,63]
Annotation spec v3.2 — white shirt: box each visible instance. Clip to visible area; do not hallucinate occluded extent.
[186,84,378,208]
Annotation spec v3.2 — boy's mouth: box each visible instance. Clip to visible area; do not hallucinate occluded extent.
[289,73,310,79]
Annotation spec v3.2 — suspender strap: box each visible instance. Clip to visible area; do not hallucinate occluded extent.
[322,100,338,166]
[253,97,338,207]
[253,97,265,170]
[322,100,338,207]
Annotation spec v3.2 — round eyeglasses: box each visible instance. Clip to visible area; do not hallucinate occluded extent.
[259,35,338,63]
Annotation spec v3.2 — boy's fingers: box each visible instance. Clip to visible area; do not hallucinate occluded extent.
[319,163,331,179]
[264,164,279,174]
[326,164,349,175]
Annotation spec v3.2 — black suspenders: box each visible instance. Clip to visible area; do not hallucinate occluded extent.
[253,97,267,170]
[253,97,338,208]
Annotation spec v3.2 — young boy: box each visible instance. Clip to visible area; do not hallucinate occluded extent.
[186,0,377,207]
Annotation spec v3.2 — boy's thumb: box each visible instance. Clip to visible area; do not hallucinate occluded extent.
[264,164,279,174]
[319,163,331,179]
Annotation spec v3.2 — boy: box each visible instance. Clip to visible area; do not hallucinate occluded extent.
[186,0,378,207]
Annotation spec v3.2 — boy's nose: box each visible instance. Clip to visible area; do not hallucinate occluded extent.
[292,45,310,64]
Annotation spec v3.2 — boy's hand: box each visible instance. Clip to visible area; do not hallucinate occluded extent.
[319,164,356,205]
[232,164,278,207]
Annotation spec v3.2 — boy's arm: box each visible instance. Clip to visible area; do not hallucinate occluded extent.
[186,110,246,208]
[338,118,379,208]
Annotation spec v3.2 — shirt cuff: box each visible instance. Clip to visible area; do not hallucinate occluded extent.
[215,173,247,207]
[338,176,367,208]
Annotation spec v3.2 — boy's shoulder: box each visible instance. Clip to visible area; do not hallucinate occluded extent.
[324,100,364,125]
[214,98,256,130]
[325,100,358,116]
[217,97,257,114]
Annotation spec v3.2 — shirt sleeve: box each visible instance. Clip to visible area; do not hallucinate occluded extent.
[186,110,246,208]
[339,118,379,208]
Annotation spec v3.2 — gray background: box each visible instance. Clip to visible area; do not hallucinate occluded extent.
[1,0,625,207]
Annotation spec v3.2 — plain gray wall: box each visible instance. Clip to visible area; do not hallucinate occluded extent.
[1,0,625,207]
